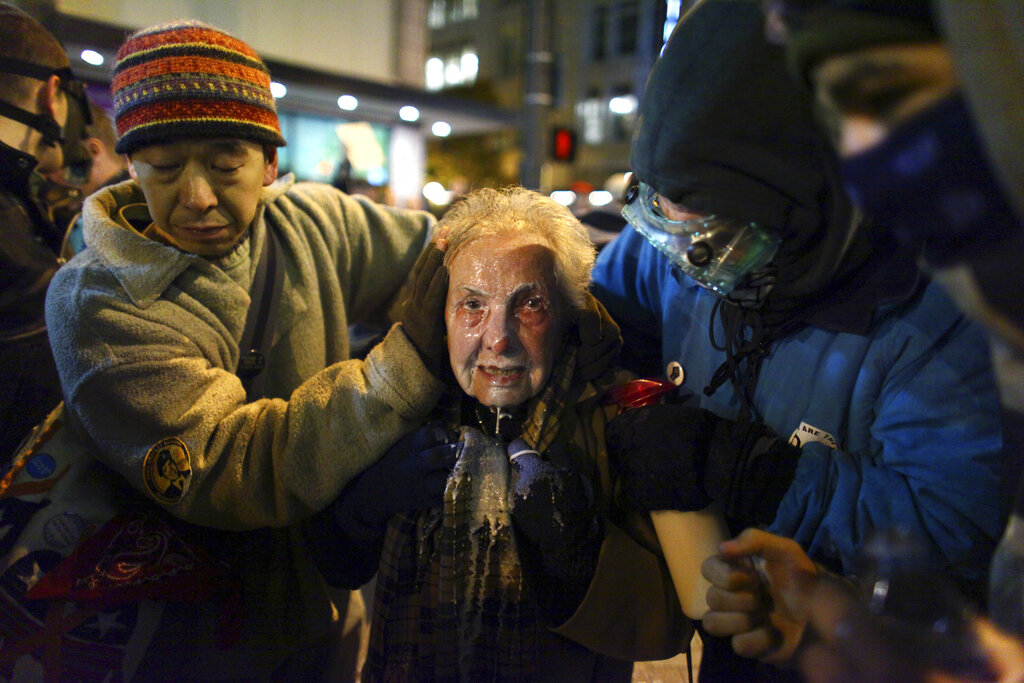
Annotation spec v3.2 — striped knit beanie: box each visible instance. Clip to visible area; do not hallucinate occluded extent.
[111,20,286,154]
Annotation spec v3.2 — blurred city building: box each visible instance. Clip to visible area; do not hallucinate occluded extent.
[15,0,698,210]
[15,0,516,209]
[423,0,699,202]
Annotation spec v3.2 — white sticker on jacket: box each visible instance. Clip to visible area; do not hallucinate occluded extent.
[788,422,838,450]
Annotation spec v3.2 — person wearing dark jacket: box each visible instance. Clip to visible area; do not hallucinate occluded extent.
[694,2,1024,680]
[0,3,89,459]
[591,1,1005,680]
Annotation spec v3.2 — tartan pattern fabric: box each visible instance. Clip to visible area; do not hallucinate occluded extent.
[365,433,542,683]
[111,20,285,153]
[363,294,623,682]
[365,432,543,683]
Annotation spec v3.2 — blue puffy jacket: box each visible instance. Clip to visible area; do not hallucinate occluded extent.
[593,226,1004,585]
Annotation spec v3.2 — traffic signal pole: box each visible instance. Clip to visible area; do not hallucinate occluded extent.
[520,0,553,190]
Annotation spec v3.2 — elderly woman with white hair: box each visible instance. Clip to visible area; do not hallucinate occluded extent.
[308,187,687,682]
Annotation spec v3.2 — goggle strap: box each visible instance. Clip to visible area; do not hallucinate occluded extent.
[0,58,87,117]
[0,57,74,82]
[0,99,63,144]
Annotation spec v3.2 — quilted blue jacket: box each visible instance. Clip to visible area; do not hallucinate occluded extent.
[593,226,1005,584]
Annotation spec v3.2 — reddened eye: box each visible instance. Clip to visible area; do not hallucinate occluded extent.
[454,297,486,324]
[516,296,548,326]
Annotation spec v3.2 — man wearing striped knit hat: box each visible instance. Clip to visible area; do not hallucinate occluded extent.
[13,19,457,681]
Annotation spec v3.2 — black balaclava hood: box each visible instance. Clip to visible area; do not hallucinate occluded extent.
[631,0,920,410]
[631,0,862,303]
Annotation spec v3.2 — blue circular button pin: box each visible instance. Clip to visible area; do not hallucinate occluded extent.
[25,453,57,478]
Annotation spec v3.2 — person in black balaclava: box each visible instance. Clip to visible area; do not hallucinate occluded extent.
[693,2,1024,681]
[0,2,91,459]
[591,0,1006,680]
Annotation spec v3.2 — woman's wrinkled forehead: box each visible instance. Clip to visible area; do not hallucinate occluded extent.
[444,219,536,264]
[446,234,559,296]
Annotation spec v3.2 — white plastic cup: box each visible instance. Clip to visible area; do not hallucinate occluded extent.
[650,503,729,620]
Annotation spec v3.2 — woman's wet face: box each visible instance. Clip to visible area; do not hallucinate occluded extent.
[445,233,566,408]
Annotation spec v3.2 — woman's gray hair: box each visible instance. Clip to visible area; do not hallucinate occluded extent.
[439,187,596,310]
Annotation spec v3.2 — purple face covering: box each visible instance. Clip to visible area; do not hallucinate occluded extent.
[840,92,1022,265]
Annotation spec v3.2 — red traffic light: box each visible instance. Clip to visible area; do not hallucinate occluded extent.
[552,127,576,162]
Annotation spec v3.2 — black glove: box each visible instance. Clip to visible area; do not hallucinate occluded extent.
[606,403,718,512]
[396,243,449,379]
[334,421,459,538]
[304,422,459,587]
[508,439,601,625]
[606,404,801,529]
[703,413,802,529]
[574,296,622,382]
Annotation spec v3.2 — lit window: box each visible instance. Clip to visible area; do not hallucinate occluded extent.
[460,51,479,81]
[444,57,462,85]
[577,97,604,145]
[425,57,445,91]
[609,86,637,142]
[428,0,446,28]
[427,47,479,90]
[448,0,463,22]
[447,0,478,22]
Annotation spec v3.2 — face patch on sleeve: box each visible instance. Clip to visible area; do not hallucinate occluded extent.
[143,437,192,504]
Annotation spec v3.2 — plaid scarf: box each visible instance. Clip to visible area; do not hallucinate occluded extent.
[363,295,621,682]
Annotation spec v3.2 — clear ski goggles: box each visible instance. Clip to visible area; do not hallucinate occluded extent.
[621,175,781,295]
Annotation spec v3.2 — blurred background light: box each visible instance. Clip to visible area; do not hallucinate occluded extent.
[423,181,451,205]
[550,191,576,206]
[270,81,287,98]
[337,94,358,111]
[431,121,451,137]
[589,190,613,206]
[608,95,637,115]
[399,105,420,122]
[80,49,104,66]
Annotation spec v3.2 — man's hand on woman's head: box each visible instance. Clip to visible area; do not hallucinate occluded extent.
[433,224,450,251]
[397,240,450,378]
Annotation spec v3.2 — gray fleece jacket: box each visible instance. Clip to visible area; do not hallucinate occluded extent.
[43,176,443,678]
[47,176,442,528]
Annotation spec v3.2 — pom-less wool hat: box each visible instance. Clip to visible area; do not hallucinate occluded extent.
[779,0,939,82]
[111,20,286,154]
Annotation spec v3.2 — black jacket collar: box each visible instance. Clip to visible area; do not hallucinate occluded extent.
[799,231,923,336]
[0,138,40,200]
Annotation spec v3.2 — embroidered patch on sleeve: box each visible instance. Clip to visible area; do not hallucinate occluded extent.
[143,437,192,504]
